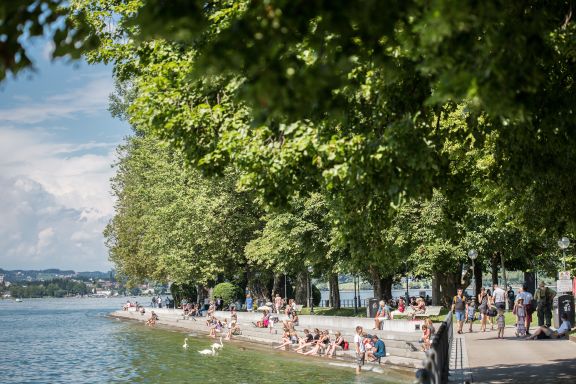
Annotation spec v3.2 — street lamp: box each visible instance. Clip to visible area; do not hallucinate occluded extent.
[468,249,478,298]
[307,266,314,314]
[558,236,570,272]
[284,271,287,301]
[404,261,410,305]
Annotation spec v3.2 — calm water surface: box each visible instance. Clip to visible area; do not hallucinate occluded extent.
[0,298,412,383]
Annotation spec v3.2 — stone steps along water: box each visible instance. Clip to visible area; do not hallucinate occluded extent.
[117,310,425,365]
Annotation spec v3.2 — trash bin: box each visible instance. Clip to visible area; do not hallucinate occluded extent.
[553,294,575,328]
[367,298,379,318]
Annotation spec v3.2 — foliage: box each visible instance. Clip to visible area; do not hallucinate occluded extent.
[212,282,243,306]
[170,283,197,305]
[104,133,262,287]
[9,279,88,298]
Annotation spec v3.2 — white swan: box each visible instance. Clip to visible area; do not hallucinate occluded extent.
[183,338,189,349]
[211,336,224,350]
[198,346,216,356]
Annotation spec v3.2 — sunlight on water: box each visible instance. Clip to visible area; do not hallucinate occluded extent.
[0,298,412,383]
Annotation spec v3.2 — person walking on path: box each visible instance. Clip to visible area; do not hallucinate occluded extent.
[452,288,466,334]
[507,286,515,310]
[466,298,477,332]
[535,282,556,327]
[478,287,489,332]
[496,309,506,338]
[492,283,506,311]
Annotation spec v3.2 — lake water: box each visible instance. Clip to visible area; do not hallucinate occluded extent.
[0,297,411,383]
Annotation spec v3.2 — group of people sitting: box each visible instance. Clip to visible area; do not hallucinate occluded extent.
[253,298,300,331]
[274,327,351,358]
[182,302,200,318]
[372,297,427,329]
[205,307,242,340]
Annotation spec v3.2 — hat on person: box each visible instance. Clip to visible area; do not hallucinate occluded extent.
[539,281,545,287]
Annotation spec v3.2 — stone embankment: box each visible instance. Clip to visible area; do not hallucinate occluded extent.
[110,307,425,373]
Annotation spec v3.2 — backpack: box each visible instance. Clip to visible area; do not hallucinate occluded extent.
[343,341,349,351]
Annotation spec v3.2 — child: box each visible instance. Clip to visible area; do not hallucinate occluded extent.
[420,324,431,351]
[466,299,477,332]
[513,297,526,337]
[496,309,506,338]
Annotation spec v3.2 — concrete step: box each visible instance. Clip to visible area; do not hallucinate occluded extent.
[112,311,425,367]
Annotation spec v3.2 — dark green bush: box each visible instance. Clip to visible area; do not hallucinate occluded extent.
[213,282,243,307]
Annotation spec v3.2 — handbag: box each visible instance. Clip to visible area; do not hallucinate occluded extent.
[487,307,497,317]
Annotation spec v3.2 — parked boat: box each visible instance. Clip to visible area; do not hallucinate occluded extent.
[15,298,23,302]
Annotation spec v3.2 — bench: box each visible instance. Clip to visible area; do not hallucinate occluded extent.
[413,306,442,318]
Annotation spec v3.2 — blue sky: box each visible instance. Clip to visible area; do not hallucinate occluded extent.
[0,38,131,271]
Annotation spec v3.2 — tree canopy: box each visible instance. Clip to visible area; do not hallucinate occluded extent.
[4,1,575,300]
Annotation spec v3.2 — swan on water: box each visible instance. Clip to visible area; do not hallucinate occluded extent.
[211,337,223,350]
[183,338,189,349]
[198,346,216,356]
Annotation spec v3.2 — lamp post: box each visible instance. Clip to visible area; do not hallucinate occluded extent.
[558,236,570,272]
[284,271,287,301]
[468,249,478,298]
[353,275,358,315]
[404,261,410,305]
[307,266,314,314]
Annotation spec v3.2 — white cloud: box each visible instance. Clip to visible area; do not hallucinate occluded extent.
[0,175,113,270]
[0,62,128,271]
[0,75,113,124]
[0,126,117,217]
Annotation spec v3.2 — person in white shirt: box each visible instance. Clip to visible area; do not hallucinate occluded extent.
[517,284,534,335]
[527,313,571,340]
[492,283,506,311]
[354,326,366,374]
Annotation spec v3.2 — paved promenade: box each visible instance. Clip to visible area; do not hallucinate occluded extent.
[458,325,576,383]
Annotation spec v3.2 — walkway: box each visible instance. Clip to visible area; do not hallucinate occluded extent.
[459,325,576,383]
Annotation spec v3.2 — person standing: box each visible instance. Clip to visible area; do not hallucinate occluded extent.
[492,283,506,311]
[245,293,254,312]
[452,288,466,334]
[517,284,534,335]
[477,287,489,332]
[534,282,556,327]
[507,286,515,311]
[354,326,366,374]
[513,297,526,337]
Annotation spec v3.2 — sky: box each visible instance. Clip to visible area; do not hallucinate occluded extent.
[0,39,131,272]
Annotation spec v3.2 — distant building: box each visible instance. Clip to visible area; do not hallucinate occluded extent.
[0,274,4,284]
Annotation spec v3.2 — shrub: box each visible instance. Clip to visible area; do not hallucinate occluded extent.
[212,282,243,307]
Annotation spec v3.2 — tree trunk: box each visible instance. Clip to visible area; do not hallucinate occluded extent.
[271,273,281,298]
[370,267,383,299]
[524,271,536,294]
[295,271,308,306]
[491,252,499,285]
[474,262,482,296]
[437,271,460,307]
[380,276,393,301]
[432,273,441,305]
[329,273,340,309]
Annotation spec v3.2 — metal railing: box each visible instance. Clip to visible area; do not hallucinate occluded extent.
[416,311,453,384]
[317,299,369,308]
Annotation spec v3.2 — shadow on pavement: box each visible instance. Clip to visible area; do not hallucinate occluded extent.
[473,358,576,383]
